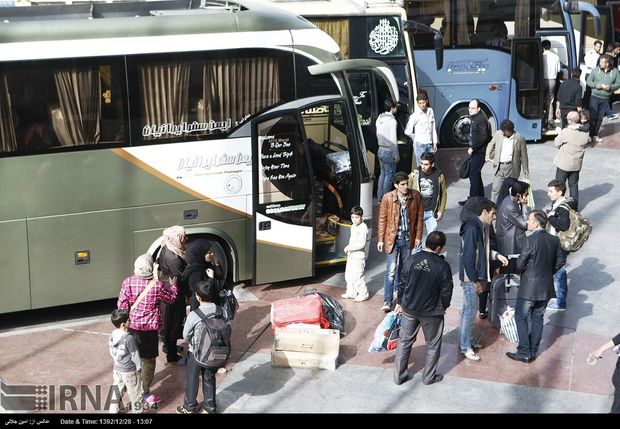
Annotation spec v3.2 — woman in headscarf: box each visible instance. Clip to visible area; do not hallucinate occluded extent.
[117,253,178,405]
[157,225,188,365]
[183,238,225,311]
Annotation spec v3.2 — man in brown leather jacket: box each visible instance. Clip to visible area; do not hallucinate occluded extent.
[377,171,424,312]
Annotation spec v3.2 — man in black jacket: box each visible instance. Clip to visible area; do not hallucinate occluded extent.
[460,99,490,205]
[394,231,453,385]
[555,69,583,128]
[507,211,565,363]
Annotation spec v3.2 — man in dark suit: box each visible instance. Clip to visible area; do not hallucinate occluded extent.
[507,211,565,363]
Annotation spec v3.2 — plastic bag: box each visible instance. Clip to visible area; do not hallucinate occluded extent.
[368,311,401,352]
[301,289,345,333]
[499,306,519,343]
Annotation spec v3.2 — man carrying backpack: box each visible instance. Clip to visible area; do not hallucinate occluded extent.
[177,279,230,414]
[545,180,572,310]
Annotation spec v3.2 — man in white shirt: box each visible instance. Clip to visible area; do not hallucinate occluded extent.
[485,119,529,204]
[583,40,603,109]
[405,94,438,169]
[542,40,561,129]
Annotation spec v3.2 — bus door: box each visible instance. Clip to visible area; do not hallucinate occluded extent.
[252,111,315,284]
[509,38,543,141]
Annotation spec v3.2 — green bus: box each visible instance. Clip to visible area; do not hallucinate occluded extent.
[0,0,398,313]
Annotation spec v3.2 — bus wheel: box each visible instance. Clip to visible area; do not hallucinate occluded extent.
[440,106,471,148]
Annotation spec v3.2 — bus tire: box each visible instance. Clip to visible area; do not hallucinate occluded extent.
[440,105,471,148]
[440,105,495,148]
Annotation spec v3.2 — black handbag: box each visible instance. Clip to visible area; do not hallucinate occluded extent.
[459,156,471,179]
[217,289,239,320]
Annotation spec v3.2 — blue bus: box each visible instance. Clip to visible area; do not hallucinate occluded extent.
[405,0,600,146]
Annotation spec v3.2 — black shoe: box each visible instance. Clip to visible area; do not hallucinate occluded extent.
[506,352,532,363]
[458,200,467,206]
[424,374,444,385]
[394,374,411,386]
[478,311,488,319]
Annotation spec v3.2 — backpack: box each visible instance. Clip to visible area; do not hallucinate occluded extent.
[557,203,592,252]
[192,307,231,369]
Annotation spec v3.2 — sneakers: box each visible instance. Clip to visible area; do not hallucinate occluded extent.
[478,311,488,319]
[458,200,467,206]
[176,405,194,414]
[341,293,356,299]
[592,135,603,142]
[607,114,618,120]
[381,302,392,312]
[199,408,213,414]
[143,392,161,405]
[462,349,480,361]
[354,294,369,302]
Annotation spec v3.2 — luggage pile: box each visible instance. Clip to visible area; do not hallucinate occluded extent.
[270,293,342,370]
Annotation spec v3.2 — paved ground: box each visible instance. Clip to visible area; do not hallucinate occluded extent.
[1,117,620,415]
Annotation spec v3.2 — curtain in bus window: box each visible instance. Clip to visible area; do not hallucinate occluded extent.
[54,68,101,145]
[441,0,451,46]
[200,57,280,134]
[515,0,531,38]
[455,0,471,46]
[139,63,190,140]
[0,74,17,152]
[311,19,349,60]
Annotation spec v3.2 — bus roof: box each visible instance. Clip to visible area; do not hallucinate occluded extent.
[267,0,406,18]
[0,0,315,43]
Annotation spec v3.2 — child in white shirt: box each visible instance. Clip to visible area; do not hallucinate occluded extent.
[341,206,369,302]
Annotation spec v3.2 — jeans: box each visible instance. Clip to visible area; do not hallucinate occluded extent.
[555,168,580,210]
[589,95,608,137]
[469,152,485,198]
[514,297,547,358]
[424,210,438,236]
[184,353,217,413]
[554,264,568,308]
[377,147,397,201]
[459,281,478,352]
[414,142,434,168]
[383,238,410,304]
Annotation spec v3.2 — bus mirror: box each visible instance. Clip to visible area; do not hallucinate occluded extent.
[434,33,444,70]
[404,20,444,70]
[568,1,601,35]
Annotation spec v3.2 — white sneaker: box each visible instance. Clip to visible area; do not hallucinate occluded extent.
[354,294,369,302]
[462,349,480,361]
[593,136,603,142]
[341,293,355,299]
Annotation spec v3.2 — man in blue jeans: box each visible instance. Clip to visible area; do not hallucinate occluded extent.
[376,99,399,202]
[377,172,424,312]
[545,179,572,310]
[459,198,507,361]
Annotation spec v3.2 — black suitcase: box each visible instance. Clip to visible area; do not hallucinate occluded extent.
[489,273,519,330]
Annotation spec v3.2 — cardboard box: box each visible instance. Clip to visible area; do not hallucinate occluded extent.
[274,326,340,355]
[271,347,338,370]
